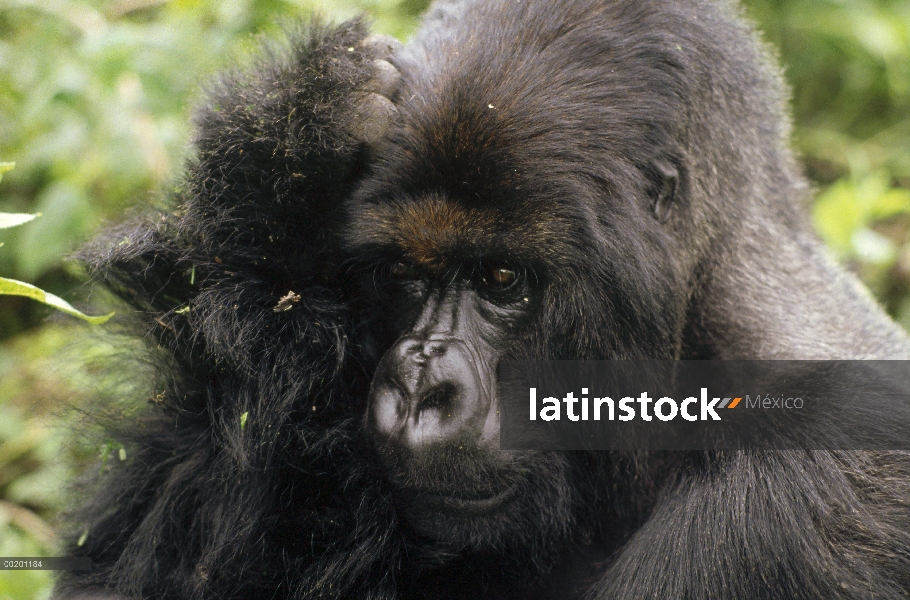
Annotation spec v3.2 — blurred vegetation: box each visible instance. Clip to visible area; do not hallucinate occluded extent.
[0,0,907,598]
[747,0,910,325]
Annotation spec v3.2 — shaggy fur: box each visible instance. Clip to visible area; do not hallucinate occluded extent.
[57,1,910,599]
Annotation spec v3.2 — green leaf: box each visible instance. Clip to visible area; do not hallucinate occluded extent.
[18,182,95,279]
[0,277,113,324]
[240,411,249,430]
[0,212,41,229]
[0,162,13,183]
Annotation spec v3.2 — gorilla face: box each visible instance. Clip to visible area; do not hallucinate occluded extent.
[345,192,578,549]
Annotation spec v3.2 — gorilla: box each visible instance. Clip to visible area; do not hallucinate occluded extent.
[56,0,910,598]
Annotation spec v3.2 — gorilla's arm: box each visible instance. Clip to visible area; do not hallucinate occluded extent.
[590,451,910,599]
[52,21,403,600]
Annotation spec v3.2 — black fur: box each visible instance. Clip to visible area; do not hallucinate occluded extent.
[57,1,910,599]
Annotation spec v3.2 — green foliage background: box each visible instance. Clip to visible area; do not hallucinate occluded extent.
[0,0,907,598]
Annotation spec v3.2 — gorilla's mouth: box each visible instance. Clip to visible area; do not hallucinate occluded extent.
[410,484,520,516]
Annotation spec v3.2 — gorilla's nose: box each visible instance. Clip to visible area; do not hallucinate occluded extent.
[368,335,489,449]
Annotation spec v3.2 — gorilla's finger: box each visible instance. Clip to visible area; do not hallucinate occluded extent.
[360,33,403,60]
[362,59,401,98]
[350,92,398,148]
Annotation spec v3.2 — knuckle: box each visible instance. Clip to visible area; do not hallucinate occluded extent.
[351,93,398,147]
[360,33,404,58]
[362,59,401,97]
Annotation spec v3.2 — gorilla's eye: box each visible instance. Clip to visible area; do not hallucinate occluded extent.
[390,261,419,280]
[481,264,518,290]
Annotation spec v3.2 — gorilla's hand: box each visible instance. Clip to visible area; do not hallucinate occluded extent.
[350,34,403,151]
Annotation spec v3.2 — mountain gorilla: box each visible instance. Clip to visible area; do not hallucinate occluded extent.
[57,0,910,598]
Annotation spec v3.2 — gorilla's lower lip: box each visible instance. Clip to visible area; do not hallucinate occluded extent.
[415,485,519,515]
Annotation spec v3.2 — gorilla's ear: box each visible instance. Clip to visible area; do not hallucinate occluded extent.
[650,158,679,224]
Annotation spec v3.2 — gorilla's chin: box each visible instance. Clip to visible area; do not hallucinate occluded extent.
[390,450,576,554]
[393,480,520,542]
[413,484,520,516]
[395,489,518,543]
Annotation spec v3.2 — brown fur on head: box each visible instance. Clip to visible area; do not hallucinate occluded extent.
[348,193,564,275]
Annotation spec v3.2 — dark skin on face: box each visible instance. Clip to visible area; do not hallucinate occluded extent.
[367,261,523,449]
[344,191,592,589]
[356,212,541,523]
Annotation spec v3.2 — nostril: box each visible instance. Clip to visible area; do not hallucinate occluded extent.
[399,338,449,362]
[403,340,424,355]
[424,339,447,356]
